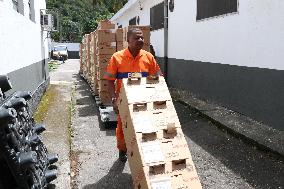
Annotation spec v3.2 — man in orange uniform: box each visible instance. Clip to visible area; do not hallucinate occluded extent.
[104,28,161,162]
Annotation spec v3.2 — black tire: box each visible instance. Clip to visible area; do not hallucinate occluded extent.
[103,121,117,129]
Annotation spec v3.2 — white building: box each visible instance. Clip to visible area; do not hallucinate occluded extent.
[0,0,49,111]
[111,0,284,130]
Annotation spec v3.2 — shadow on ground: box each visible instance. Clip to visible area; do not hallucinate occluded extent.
[174,101,284,189]
[82,160,133,189]
[75,73,115,136]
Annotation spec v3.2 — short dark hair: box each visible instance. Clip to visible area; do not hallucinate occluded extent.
[127,28,143,40]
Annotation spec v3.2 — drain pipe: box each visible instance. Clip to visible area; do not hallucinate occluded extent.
[164,0,169,83]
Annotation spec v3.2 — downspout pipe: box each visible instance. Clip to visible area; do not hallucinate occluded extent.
[164,0,169,83]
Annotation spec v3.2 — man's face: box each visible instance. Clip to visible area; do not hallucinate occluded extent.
[128,31,144,51]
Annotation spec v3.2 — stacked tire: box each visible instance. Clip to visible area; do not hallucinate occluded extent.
[0,75,58,189]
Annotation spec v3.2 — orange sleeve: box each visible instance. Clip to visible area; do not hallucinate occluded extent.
[104,55,117,80]
[148,53,162,76]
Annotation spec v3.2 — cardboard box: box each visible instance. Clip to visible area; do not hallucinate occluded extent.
[96,66,107,80]
[98,20,115,30]
[116,28,124,42]
[129,158,171,189]
[96,29,116,43]
[126,137,166,175]
[120,110,180,142]
[119,77,172,104]
[161,135,190,162]
[150,177,172,189]
[99,91,112,105]
[91,84,99,96]
[86,34,91,73]
[127,136,199,188]
[117,77,175,121]
[172,169,202,188]
[151,110,181,133]
[117,74,203,189]
[116,42,124,51]
[98,79,110,92]
[123,41,128,49]
[96,44,116,55]
[97,54,112,68]
[119,111,194,188]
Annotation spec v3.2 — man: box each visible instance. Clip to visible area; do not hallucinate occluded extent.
[104,28,161,162]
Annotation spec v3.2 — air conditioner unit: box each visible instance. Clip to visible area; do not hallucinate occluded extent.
[41,14,54,31]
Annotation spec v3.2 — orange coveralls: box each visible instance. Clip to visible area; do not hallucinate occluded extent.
[104,48,161,152]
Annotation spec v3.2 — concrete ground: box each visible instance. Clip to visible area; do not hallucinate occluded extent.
[40,59,79,189]
[40,59,283,189]
[171,89,284,157]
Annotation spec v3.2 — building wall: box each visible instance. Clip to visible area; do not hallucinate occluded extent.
[168,0,284,70]
[0,0,48,74]
[166,0,284,130]
[111,0,164,57]
[112,0,284,130]
[0,0,49,112]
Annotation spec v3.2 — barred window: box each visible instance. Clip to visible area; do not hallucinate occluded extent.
[197,0,238,20]
[129,17,137,25]
[150,2,164,31]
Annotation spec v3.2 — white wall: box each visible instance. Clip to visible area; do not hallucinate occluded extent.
[111,0,284,70]
[0,0,48,75]
[111,0,164,57]
[168,0,284,70]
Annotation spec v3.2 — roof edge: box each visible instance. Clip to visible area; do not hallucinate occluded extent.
[111,0,139,21]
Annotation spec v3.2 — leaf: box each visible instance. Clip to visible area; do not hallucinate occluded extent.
[47,0,127,42]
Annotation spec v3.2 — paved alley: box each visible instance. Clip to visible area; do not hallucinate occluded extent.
[42,59,283,189]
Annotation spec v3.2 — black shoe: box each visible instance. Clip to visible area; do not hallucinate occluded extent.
[119,150,127,162]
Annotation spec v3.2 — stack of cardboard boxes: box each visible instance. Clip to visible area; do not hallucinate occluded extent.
[80,20,152,104]
[81,36,88,78]
[79,20,202,188]
[116,28,124,51]
[85,34,91,82]
[89,31,99,95]
[117,75,202,189]
[79,43,83,74]
[96,21,116,105]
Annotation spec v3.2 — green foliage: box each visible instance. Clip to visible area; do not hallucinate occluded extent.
[51,31,60,41]
[48,61,59,72]
[47,0,127,42]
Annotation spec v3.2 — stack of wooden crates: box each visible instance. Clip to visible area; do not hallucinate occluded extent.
[95,21,116,105]
[117,75,202,189]
[79,20,202,188]
[80,21,152,104]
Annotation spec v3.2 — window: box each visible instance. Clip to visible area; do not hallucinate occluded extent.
[197,0,238,20]
[129,17,137,25]
[150,2,164,31]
